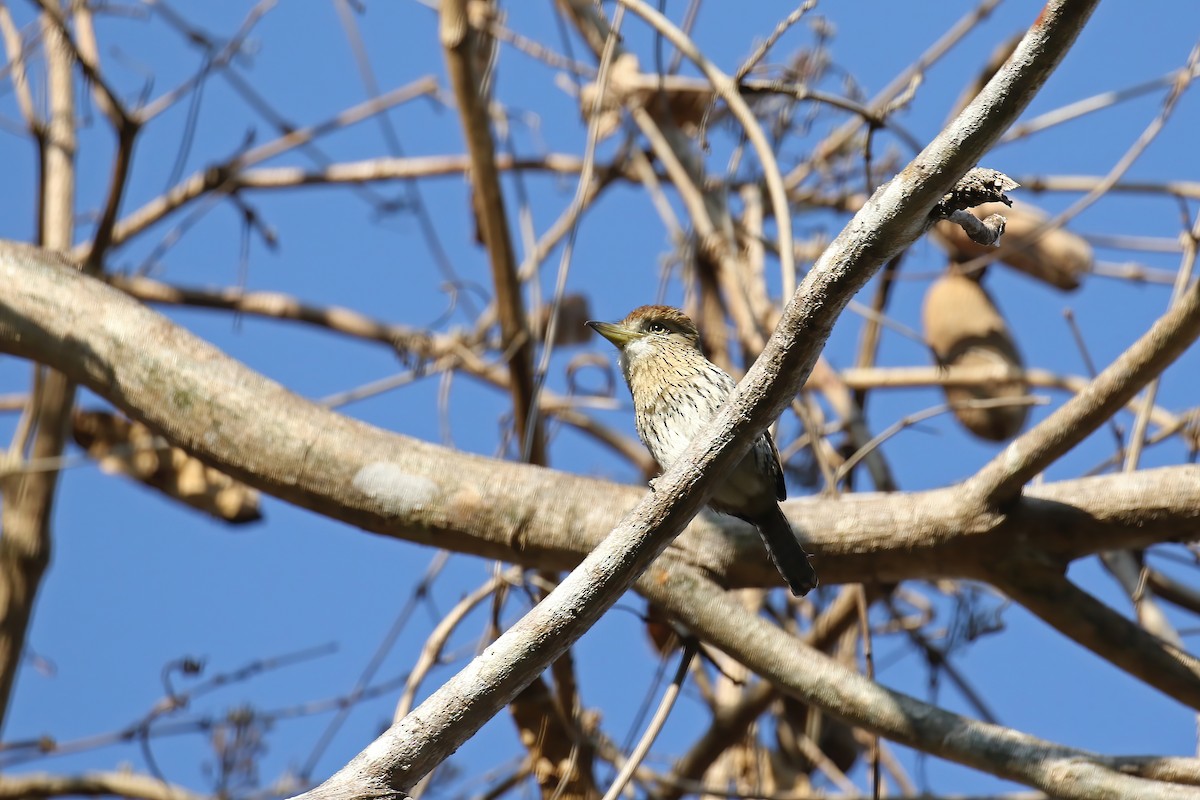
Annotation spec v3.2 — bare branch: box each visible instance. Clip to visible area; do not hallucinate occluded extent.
[2,242,1198,590]
[440,0,543,463]
[995,560,1200,709]
[967,274,1200,505]
[643,566,1200,800]
[0,5,39,132]
[0,771,206,800]
[85,77,438,259]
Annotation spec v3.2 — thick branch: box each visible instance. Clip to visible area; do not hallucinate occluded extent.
[3,254,1197,794]
[701,0,1099,455]
[1,243,1197,590]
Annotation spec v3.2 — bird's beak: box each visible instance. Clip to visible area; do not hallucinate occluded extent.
[586,320,638,349]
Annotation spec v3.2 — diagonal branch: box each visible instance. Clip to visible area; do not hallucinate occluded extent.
[440,0,544,464]
[643,565,1200,800]
[994,559,1200,709]
[967,273,1200,506]
[2,262,1197,795]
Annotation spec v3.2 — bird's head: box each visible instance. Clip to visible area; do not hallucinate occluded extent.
[586,305,701,364]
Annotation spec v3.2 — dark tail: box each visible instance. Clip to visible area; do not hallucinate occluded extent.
[751,504,818,596]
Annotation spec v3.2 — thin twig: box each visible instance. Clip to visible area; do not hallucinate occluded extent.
[394,570,516,720]
[600,642,695,800]
[89,76,439,258]
[734,2,817,83]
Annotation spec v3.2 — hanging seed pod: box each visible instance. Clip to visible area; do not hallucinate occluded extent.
[923,273,1029,441]
[73,409,262,524]
[529,293,592,347]
[932,201,1092,290]
[773,695,861,777]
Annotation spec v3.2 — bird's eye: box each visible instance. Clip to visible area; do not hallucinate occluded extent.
[647,322,668,334]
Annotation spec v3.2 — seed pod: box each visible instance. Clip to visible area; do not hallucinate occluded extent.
[923,273,1029,441]
[933,201,1092,290]
[774,695,861,777]
[73,409,262,524]
[529,293,592,347]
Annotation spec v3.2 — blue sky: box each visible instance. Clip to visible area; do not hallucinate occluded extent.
[2,2,1199,797]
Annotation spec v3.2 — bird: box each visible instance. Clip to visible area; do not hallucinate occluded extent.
[587,305,818,596]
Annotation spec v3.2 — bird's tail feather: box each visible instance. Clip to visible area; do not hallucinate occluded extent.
[752,504,818,596]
